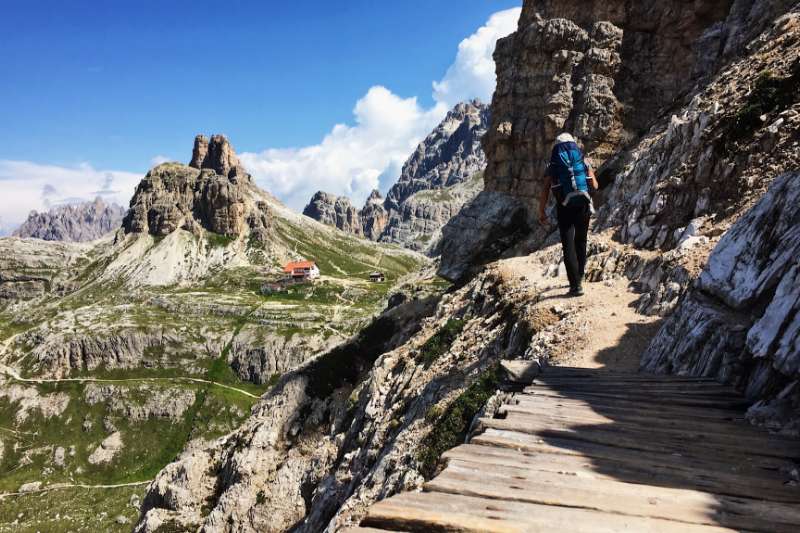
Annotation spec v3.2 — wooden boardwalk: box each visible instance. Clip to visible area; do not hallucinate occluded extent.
[346,365,800,532]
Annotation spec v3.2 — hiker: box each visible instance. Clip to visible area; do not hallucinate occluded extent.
[538,133,599,297]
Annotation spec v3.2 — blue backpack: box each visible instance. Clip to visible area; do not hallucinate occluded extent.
[549,141,592,208]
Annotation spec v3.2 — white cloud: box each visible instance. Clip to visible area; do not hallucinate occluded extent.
[241,86,447,209]
[150,155,172,166]
[433,8,521,108]
[242,7,521,210]
[0,160,141,229]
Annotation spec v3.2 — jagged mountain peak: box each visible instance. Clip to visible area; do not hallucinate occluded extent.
[122,134,269,240]
[384,100,489,211]
[12,197,126,242]
[189,133,249,181]
[303,101,489,252]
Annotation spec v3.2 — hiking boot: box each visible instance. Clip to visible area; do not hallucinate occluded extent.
[568,286,585,297]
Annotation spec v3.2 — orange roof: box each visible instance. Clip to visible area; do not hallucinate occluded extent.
[283,260,316,273]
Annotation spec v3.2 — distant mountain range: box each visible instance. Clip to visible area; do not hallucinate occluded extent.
[12,197,126,242]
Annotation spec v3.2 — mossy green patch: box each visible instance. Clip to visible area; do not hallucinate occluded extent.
[0,485,143,533]
[416,319,465,368]
[417,364,502,479]
[206,232,236,249]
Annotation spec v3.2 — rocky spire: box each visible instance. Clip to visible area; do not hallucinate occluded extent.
[124,134,268,237]
[189,134,209,169]
[189,134,249,181]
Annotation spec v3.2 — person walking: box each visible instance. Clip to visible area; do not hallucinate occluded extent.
[538,133,599,297]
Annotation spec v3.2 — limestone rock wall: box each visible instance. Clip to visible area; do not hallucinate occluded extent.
[642,172,800,434]
[439,0,797,282]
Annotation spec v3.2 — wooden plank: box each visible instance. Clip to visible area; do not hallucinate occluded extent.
[513,394,747,421]
[500,402,761,437]
[362,491,739,533]
[499,410,800,455]
[531,381,741,395]
[442,444,800,503]
[535,374,727,384]
[521,388,750,408]
[501,405,800,451]
[428,461,800,532]
[530,384,743,399]
[471,429,798,495]
[539,367,714,381]
[479,417,791,467]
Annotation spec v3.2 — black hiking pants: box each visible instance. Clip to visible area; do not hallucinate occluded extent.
[557,201,591,291]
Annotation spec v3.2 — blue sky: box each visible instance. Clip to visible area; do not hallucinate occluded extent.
[0,0,522,229]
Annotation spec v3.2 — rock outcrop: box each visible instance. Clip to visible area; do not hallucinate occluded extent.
[302,192,363,237]
[642,172,800,434]
[439,0,798,281]
[123,135,270,239]
[303,101,489,253]
[13,197,125,242]
[359,190,389,240]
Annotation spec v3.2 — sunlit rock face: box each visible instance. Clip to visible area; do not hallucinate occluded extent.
[123,135,270,239]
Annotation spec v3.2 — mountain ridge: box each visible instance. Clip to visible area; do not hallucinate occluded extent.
[302,100,489,253]
[12,197,126,242]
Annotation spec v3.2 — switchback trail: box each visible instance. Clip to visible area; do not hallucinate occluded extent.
[0,479,152,500]
[347,364,800,532]
[0,364,260,399]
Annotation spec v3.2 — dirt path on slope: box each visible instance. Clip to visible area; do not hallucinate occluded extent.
[498,254,663,372]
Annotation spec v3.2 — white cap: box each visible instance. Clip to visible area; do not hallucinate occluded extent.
[556,133,576,143]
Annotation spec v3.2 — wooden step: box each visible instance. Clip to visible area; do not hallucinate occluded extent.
[442,444,800,503]
[362,491,739,533]
[428,460,800,532]
[498,410,800,456]
[531,380,740,395]
[471,429,797,495]
[521,388,750,409]
[539,367,714,381]
[500,405,799,452]
[479,417,790,468]
[351,366,800,532]
[513,394,747,421]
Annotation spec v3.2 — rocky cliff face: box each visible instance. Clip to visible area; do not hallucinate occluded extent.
[439,0,798,281]
[359,190,389,240]
[642,172,800,435]
[13,198,125,242]
[384,100,489,211]
[302,192,364,237]
[123,135,270,240]
[439,2,800,414]
[303,101,489,253]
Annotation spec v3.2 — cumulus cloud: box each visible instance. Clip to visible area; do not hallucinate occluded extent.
[242,7,521,210]
[241,86,446,209]
[433,8,520,108]
[0,160,141,229]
